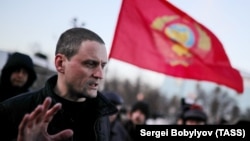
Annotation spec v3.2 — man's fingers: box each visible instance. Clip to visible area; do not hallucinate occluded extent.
[42,97,52,111]
[51,129,74,141]
[28,105,44,125]
[44,103,62,123]
[35,97,52,124]
[17,97,64,141]
[18,114,30,137]
[18,103,44,141]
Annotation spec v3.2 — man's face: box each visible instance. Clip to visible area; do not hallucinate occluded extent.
[10,68,29,87]
[130,110,146,125]
[59,40,107,100]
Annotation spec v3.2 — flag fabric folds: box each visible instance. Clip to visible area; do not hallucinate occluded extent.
[109,0,243,93]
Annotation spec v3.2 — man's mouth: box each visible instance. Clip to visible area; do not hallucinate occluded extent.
[88,82,98,89]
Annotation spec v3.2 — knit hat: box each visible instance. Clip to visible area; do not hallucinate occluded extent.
[131,101,150,118]
[183,104,207,122]
[103,91,124,106]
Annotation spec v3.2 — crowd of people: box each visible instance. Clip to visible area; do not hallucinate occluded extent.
[0,27,249,141]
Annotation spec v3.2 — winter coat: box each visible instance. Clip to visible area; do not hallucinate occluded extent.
[0,52,37,101]
[110,119,132,141]
[0,75,117,141]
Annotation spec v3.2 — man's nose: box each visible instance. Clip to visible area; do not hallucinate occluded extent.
[93,66,104,79]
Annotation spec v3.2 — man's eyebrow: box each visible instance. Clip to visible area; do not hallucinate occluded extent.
[82,59,108,66]
[102,61,108,65]
[82,59,98,63]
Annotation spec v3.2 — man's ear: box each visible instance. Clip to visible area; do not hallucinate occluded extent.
[55,54,66,73]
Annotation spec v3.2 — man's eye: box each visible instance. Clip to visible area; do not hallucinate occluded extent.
[84,61,98,68]
[101,63,106,69]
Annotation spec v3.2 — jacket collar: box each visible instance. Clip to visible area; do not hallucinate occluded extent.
[42,75,118,117]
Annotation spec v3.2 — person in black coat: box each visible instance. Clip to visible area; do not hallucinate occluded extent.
[103,91,132,141]
[0,27,117,141]
[0,52,37,102]
[123,101,150,141]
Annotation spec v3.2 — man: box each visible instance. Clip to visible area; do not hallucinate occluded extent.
[103,91,131,141]
[0,27,117,141]
[0,52,37,102]
[181,104,207,125]
[123,101,150,141]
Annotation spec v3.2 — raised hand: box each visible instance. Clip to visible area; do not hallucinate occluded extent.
[17,97,73,141]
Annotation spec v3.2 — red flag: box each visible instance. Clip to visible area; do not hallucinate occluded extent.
[109,0,243,93]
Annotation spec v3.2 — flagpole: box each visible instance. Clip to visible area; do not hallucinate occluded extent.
[136,67,143,94]
[176,77,186,99]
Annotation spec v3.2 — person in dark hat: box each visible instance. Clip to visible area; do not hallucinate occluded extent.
[104,91,124,107]
[103,91,131,141]
[0,52,37,102]
[130,101,150,124]
[123,101,150,141]
[182,104,207,125]
[176,97,193,125]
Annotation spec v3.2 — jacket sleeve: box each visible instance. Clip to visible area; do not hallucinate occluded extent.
[95,116,111,141]
[0,103,18,141]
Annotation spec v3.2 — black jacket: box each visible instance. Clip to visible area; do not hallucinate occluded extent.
[110,119,132,141]
[0,75,117,141]
[0,52,37,101]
